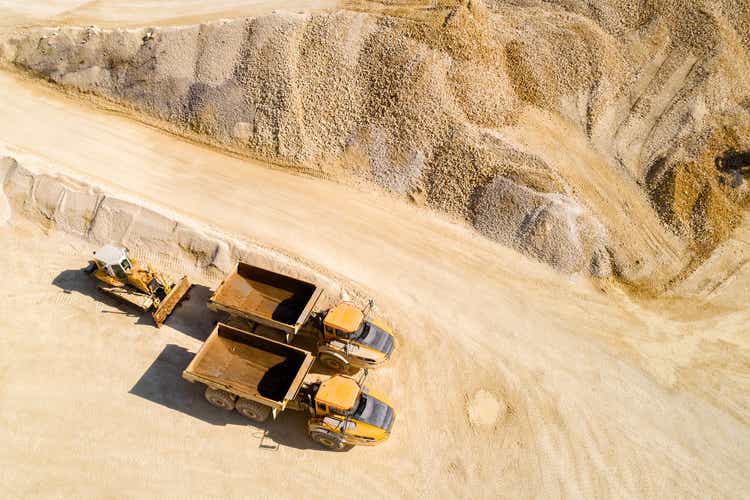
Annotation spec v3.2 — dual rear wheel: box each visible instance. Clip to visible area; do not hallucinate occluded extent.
[236,398,271,422]
[204,387,352,450]
[203,387,271,422]
[204,387,235,410]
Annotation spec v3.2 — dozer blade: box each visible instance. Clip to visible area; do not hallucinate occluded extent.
[152,276,192,327]
[98,285,154,311]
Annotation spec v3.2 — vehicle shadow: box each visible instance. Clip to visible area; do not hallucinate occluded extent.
[53,270,348,452]
[51,269,221,341]
[52,268,143,319]
[130,344,332,452]
[158,283,223,341]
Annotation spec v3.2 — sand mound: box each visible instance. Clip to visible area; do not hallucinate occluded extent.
[467,389,504,428]
[473,176,611,276]
[2,0,750,289]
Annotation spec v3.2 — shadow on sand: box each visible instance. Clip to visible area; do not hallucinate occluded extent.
[52,269,344,451]
[129,344,325,451]
[51,269,222,340]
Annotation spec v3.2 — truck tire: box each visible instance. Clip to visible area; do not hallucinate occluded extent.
[319,351,348,372]
[310,430,349,451]
[236,398,271,422]
[204,387,236,410]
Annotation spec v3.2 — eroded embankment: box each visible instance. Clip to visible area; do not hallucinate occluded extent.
[2,0,750,291]
[0,152,357,309]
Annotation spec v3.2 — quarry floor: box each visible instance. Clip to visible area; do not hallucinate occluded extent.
[1,68,749,498]
[2,0,750,492]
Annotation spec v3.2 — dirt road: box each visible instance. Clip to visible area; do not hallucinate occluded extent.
[0,1,338,28]
[1,69,749,498]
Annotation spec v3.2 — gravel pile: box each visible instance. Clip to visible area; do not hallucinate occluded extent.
[3,0,749,289]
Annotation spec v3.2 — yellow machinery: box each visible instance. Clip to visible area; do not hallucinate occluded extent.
[183,323,395,450]
[315,302,396,371]
[84,244,191,327]
[302,372,395,449]
[208,262,396,372]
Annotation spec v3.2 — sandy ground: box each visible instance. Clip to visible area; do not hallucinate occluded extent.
[1,69,750,498]
[0,0,338,28]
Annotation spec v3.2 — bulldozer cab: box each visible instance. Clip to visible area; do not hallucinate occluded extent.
[322,303,364,340]
[93,244,132,279]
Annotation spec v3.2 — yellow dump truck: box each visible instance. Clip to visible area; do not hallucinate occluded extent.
[207,263,396,371]
[182,323,395,450]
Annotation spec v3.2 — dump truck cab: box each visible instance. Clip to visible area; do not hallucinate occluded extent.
[306,374,395,449]
[319,303,396,370]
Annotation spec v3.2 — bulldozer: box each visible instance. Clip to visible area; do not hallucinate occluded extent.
[84,244,191,327]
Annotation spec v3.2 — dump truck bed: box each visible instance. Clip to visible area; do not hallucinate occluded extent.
[183,323,315,410]
[208,262,323,336]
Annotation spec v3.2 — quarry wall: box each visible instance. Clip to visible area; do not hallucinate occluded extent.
[0,152,349,306]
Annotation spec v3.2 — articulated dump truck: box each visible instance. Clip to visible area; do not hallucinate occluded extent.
[208,263,396,371]
[183,323,395,450]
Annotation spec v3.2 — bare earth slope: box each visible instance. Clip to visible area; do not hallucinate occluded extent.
[2,0,750,289]
[1,70,749,499]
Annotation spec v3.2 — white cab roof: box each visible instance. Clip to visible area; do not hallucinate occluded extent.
[94,244,126,266]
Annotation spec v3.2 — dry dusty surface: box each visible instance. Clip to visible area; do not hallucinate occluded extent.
[0,69,749,499]
[0,0,339,28]
[1,1,750,499]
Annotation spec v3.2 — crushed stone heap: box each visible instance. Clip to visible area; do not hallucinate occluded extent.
[3,0,749,290]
